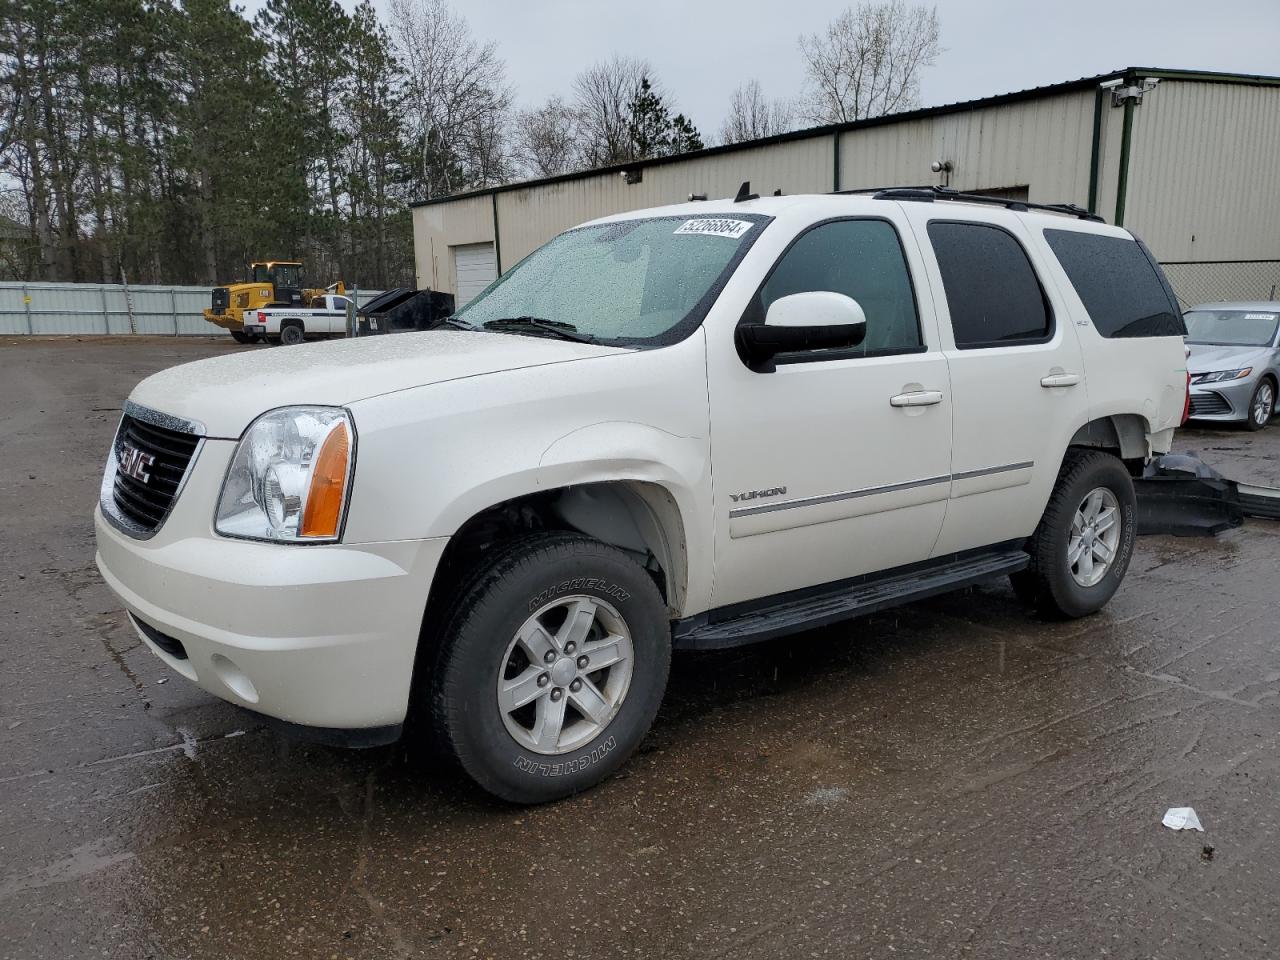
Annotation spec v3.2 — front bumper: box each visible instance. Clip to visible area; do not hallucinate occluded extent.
[1188,375,1256,422]
[94,443,448,733]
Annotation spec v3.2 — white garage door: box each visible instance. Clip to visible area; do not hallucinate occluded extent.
[453,242,497,307]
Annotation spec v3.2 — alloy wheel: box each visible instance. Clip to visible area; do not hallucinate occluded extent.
[497,596,634,755]
[1068,486,1121,588]
[1253,382,1274,427]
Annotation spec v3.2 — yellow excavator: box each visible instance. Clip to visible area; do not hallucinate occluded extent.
[203,261,345,343]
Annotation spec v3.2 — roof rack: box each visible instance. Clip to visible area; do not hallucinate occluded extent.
[834,184,1104,222]
[887,185,1104,221]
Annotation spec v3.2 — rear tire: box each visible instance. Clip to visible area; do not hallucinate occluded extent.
[1010,450,1137,619]
[1246,378,1275,431]
[430,534,670,804]
[279,322,305,346]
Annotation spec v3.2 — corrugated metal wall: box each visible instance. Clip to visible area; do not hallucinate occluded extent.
[492,136,835,269]
[837,89,1096,204]
[1122,80,1280,261]
[0,283,385,336]
[413,77,1280,298]
[412,194,493,298]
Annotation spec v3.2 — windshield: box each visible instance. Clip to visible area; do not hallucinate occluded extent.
[455,215,768,344]
[1184,309,1279,347]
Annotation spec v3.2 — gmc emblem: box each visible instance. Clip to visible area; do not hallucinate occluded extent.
[119,443,155,483]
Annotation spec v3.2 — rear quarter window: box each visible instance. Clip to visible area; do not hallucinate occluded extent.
[1043,229,1186,338]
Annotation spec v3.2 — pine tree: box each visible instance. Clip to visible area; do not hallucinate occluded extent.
[173,0,273,283]
[625,74,704,161]
[343,0,412,286]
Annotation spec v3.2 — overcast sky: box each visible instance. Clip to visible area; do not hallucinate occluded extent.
[265,0,1280,135]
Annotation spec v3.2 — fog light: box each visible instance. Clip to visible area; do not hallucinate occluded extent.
[210,653,259,703]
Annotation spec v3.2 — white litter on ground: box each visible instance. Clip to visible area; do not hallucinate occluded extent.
[805,787,849,807]
[1162,807,1204,831]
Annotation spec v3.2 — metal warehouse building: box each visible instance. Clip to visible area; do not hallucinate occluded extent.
[412,67,1280,309]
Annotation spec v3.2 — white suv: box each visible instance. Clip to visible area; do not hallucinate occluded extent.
[95,188,1189,803]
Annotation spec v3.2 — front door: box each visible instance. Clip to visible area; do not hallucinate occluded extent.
[706,213,953,609]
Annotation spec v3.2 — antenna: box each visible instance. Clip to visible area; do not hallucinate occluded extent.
[734,181,758,203]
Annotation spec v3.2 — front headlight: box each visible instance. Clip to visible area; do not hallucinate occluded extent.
[1193,367,1252,384]
[215,406,355,542]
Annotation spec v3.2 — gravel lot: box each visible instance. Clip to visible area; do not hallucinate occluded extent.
[2,336,1279,959]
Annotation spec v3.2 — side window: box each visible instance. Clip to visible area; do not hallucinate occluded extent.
[1043,228,1186,338]
[758,219,922,358]
[927,221,1052,348]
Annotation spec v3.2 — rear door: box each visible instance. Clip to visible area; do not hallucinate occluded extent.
[902,205,1089,556]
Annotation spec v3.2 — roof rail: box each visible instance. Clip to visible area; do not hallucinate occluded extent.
[851,185,1104,222]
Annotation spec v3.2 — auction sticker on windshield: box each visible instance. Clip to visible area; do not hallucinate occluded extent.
[673,218,754,239]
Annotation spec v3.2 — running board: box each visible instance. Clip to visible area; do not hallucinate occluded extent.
[672,547,1030,651]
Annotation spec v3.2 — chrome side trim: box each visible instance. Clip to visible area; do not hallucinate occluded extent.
[727,460,1036,519]
[123,398,207,437]
[729,474,951,518]
[952,461,1034,481]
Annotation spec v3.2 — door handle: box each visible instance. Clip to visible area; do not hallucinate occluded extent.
[1040,372,1081,388]
[890,389,944,407]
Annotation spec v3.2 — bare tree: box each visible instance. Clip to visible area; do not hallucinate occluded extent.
[386,0,513,197]
[718,80,796,144]
[799,1,941,124]
[511,97,580,178]
[571,55,648,167]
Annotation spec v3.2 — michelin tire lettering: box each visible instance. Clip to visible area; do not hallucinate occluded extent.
[514,736,617,776]
[528,578,631,611]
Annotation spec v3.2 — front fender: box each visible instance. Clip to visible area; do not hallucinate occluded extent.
[341,335,713,562]
[538,422,713,612]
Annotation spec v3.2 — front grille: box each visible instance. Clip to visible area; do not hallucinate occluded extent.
[1189,392,1231,417]
[111,415,200,533]
[211,287,229,312]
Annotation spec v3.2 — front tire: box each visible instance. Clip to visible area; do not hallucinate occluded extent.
[1011,450,1137,619]
[431,534,670,803]
[1246,378,1275,431]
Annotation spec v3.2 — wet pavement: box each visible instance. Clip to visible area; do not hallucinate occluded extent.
[2,336,1279,959]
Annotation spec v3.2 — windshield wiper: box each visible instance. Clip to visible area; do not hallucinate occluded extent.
[432,316,475,330]
[482,316,597,343]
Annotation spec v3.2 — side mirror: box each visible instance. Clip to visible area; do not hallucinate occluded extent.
[736,292,868,372]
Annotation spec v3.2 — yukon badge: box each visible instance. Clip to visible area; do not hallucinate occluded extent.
[730,486,787,503]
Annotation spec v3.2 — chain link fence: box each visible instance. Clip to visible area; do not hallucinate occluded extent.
[1160,261,1280,309]
[0,282,385,336]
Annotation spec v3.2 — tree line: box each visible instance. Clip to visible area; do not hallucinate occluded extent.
[0,0,939,288]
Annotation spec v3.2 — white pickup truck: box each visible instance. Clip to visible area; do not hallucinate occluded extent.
[96,188,1189,803]
[242,294,355,345]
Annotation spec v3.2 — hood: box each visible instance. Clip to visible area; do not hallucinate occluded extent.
[1186,343,1269,375]
[129,331,629,437]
